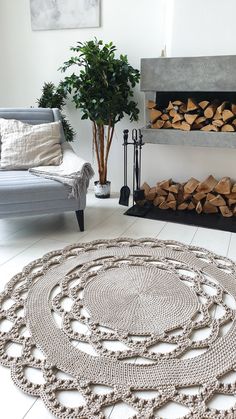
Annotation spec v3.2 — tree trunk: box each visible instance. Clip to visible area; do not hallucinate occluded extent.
[93,122,115,185]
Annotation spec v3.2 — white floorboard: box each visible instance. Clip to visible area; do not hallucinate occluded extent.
[0,192,235,419]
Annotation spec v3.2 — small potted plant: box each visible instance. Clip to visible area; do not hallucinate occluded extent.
[60,39,140,198]
[37,82,75,142]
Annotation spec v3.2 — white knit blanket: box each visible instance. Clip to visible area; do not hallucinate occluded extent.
[29,142,94,199]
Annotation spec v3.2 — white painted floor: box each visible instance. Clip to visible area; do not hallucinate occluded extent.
[0,192,235,419]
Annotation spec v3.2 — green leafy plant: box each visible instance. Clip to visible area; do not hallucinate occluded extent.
[60,39,140,185]
[37,82,75,142]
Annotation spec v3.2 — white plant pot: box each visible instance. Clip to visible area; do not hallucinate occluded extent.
[94,181,111,199]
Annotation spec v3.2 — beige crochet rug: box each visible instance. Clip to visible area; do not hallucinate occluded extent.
[1,238,236,418]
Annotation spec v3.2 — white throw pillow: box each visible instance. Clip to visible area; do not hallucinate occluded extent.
[0,118,62,169]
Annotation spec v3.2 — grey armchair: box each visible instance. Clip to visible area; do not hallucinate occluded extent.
[0,108,88,231]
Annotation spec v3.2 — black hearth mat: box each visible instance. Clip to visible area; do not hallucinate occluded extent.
[125,204,236,233]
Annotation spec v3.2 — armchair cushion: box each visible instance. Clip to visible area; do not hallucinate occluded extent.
[0,170,71,205]
[0,118,62,169]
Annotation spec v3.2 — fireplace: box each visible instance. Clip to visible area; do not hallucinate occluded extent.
[141,55,236,148]
[125,55,236,232]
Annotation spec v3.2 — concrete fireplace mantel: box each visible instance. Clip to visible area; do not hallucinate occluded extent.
[141,128,236,148]
[141,55,236,148]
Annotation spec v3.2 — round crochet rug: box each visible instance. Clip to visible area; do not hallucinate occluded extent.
[1,238,236,419]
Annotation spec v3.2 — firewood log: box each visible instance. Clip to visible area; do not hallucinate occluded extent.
[203,202,218,214]
[219,206,233,217]
[202,201,218,214]
[209,194,226,207]
[172,121,182,130]
[217,101,228,114]
[192,122,204,130]
[233,206,236,216]
[161,113,170,121]
[169,109,177,118]
[193,116,206,129]
[187,98,199,112]
[141,182,150,193]
[222,109,234,122]
[213,110,223,120]
[221,124,235,132]
[159,201,170,210]
[228,198,236,206]
[188,202,195,210]
[204,101,219,119]
[156,187,168,196]
[232,104,236,115]
[225,192,236,200]
[147,100,156,109]
[172,100,183,106]
[141,182,150,196]
[177,184,185,204]
[232,119,236,127]
[179,104,187,114]
[153,196,166,206]
[184,178,199,194]
[200,124,218,132]
[172,114,184,124]
[214,177,231,195]
[197,175,218,193]
[168,184,179,194]
[167,200,177,210]
[163,120,172,129]
[184,114,198,125]
[195,116,206,124]
[166,101,174,111]
[183,193,191,201]
[181,121,191,131]
[193,191,207,201]
[146,187,157,201]
[178,202,188,210]
[212,119,224,127]
[232,184,236,193]
[150,109,162,123]
[166,192,176,202]
[199,100,210,110]
[159,179,172,190]
[206,192,216,201]
[196,201,203,214]
[152,120,165,129]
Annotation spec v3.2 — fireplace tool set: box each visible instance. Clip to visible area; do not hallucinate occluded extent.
[119,128,146,210]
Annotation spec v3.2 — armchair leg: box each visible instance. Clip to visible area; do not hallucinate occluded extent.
[75,210,84,232]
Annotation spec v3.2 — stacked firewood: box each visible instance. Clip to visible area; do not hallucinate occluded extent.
[141,176,236,217]
[148,99,236,132]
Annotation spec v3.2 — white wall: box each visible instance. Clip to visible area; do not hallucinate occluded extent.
[142,0,236,188]
[0,0,165,192]
[1,0,236,191]
[171,0,236,57]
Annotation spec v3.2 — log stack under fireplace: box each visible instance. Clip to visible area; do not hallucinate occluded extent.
[141,176,236,217]
[148,99,236,132]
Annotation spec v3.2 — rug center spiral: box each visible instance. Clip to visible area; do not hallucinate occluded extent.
[83,264,199,334]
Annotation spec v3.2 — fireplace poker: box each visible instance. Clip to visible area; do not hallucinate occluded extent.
[119,129,130,206]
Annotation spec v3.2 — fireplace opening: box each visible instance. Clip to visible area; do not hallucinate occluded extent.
[155,91,236,109]
[147,91,236,132]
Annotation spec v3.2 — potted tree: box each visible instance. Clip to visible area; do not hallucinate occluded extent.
[60,39,140,198]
